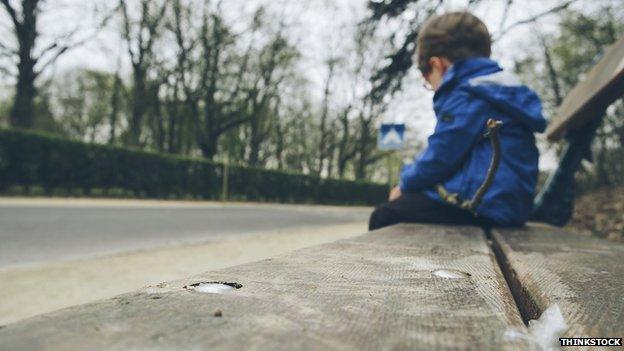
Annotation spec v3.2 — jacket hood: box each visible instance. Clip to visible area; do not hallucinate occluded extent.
[437,58,547,133]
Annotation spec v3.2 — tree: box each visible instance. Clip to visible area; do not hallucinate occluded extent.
[192,8,244,159]
[365,0,582,102]
[108,69,125,144]
[119,0,167,146]
[47,69,124,143]
[342,26,389,180]
[336,105,357,178]
[314,57,338,176]
[161,0,196,154]
[244,31,298,166]
[166,3,253,160]
[259,76,315,173]
[516,5,624,189]
[0,0,110,128]
[364,0,446,102]
[353,97,388,180]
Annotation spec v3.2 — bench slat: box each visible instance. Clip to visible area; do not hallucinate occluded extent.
[0,224,529,350]
[546,35,624,141]
[492,225,624,338]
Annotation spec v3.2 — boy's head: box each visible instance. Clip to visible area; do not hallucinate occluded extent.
[417,12,491,90]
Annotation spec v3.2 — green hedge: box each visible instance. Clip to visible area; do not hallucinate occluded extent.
[0,128,387,205]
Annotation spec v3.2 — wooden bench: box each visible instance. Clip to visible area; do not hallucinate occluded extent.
[1,223,622,350]
[544,35,624,143]
[492,226,624,339]
[532,34,624,226]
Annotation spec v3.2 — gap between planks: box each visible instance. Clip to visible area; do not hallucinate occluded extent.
[483,227,542,326]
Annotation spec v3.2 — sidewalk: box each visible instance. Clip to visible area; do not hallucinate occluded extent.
[0,222,366,326]
[0,197,373,211]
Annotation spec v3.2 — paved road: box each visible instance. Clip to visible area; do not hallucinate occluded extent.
[0,199,371,268]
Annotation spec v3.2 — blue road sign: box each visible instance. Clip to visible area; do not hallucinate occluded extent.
[378,123,405,150]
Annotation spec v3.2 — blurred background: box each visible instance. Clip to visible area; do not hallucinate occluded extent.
[0,0,623,325]
[0,0,620,182]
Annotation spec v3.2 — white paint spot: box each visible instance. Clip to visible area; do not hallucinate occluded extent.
[191,283,237,294]
[432,269,471,279]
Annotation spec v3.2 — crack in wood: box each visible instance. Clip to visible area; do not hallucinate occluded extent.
[485,228,543,326]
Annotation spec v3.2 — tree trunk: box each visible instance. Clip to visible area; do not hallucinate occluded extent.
[275,120,284,170]
[540,36,563,106]
[10,1,38,129]
[337,108,352,178]
[595,130,611,187]
[326,148,335,178]
[354,159,367,180]
[152,87,165,152]
[10,60,36,128]
[108,74,122,144]
[316,60,335,176]
[199,134,218,160]
[166,83,179,153]
[128,65,147,146]
[248,115,261,166]
[166,109,177,153]
[354,117,372,180]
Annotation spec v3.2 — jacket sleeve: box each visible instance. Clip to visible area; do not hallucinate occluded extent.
[399,90,491,192]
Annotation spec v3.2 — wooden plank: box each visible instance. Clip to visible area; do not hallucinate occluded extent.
[0,224,529,350]
[492,225,624,338]
[546,35,624,141]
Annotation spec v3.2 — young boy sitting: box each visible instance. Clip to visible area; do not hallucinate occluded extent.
[369,12,546,230]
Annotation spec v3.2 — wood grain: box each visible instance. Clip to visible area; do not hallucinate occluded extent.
[0,224,529,351]
[546,35,624,141]
[492,225,624,338]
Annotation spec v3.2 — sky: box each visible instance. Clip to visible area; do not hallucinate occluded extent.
[1,0,614,169]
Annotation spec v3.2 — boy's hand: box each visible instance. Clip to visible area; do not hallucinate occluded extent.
[389,186,402,201]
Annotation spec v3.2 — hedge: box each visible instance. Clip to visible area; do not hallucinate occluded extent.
[0,128,387,205]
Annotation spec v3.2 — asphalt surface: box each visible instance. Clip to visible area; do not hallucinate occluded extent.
[0,200,371,268]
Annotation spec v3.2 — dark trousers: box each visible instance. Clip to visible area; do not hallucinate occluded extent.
[368,192,494,230]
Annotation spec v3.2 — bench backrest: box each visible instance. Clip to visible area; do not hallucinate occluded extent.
[546,35,624,141]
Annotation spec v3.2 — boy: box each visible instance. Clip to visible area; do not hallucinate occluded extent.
[369,12,546,230]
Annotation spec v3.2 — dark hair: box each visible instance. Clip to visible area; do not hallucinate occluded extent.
[417,12,491,74]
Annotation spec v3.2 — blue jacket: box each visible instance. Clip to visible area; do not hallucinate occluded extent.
[399,58,546,226]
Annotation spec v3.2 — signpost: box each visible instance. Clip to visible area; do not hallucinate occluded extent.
[378,123,406,189]
[222,154,229,202]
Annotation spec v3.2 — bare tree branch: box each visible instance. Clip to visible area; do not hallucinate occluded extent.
[0,40,16,57]
[34,45,69,77]
[0,0,21,30]
[498,0,514,34]
[34,6,116,77]
[536,31,564,106]
[494,0,581,41]
[169,0,196,101]
[225,29,257,103]
[119,0,137,63]
[144,1,167,54]
[218,114,252,134]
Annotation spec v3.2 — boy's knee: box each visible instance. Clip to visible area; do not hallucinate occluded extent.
[368,204,397,231]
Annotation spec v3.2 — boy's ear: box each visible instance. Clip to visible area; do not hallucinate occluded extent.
[429,57,453,72]
[428,57,441,72]
[440,57,453,70]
